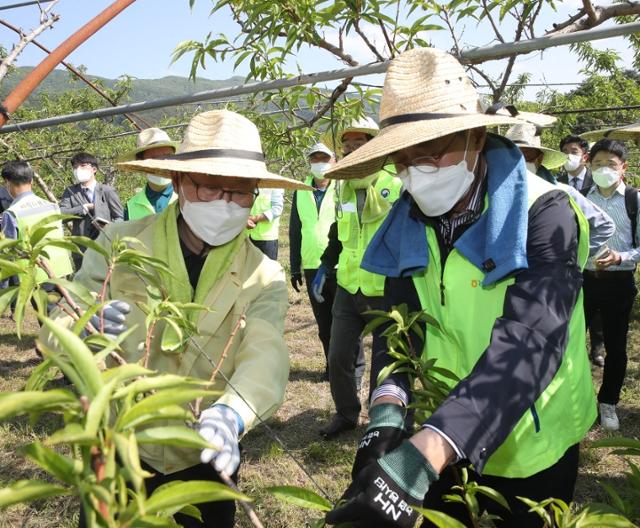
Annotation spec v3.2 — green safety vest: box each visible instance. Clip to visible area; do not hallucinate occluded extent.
[126,187,177,220]
[412,174,596,478]
[336,171,402,297]
[7,193,74,280]
[297,176,336,270]
[249,188,281,241]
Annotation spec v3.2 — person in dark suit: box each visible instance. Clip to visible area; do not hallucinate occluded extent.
[557,135,594,194]
[59,152,123,268]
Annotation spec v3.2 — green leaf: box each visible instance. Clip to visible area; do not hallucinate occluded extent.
[115,404,194,431]
[590,437,640,456]
[22,443,79,486]
[135,426,216,449]
[0,389,78,419]
[160,319,185,352]
[46,423,99,446]
[414,507,467,528]
[114,432,152,493]
[0,285,17,317]
[45,278,95,307]
[102,364,154,385]
[84,379,117,436]
[177,504,203,521]
[41,318,104,398]
[266,485,332,511]
[112,374,211,400]
[14,269,35,337]
[145,480,250,514]
[117,389,214,430]
[68,236,110,259]
[24,358,59,391]
[474,485,510,512]
[0,480,70,508]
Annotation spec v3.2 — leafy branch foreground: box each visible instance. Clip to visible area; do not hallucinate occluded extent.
[0,223,638,527]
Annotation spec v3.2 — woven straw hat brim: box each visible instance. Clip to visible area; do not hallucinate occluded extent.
[512,141,567,170]
[582,123,640,142]
[326,113,522,180]
[119,141,181,162]
[118,158,311,190]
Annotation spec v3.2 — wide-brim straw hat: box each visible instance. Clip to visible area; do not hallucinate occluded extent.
[120,127,180,162]
[321,116,379,157]
[505,122,567,170]
[581,122,640,143]
[326,48,523,179]
[118,110,311,190]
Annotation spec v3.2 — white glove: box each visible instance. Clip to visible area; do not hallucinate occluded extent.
[90,300,130,339]
[198,404,242,476]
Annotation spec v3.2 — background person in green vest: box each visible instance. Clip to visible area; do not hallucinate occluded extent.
[325,48,596,528]
[1,161,73,314]
[122,127,179,220]
[247,187,284,260]
[313,117,403,439]
[288,142,340,379]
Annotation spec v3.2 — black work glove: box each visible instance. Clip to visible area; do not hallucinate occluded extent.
[290,272,303,293]
[326,440,438,528]
[352,403,408,479]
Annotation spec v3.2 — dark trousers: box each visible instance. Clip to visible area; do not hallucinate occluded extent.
[304,268,337,369]
[328,286,387,424]
[250,238,278,260]
[583,270,637,405]
[78,461,237,528]
[422,444,580,528]
[588,311,604,353]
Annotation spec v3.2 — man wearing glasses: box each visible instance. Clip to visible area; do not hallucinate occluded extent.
[41,110,310,528]
[582,138,639,432]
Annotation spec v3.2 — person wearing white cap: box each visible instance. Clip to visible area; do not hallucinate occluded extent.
[41,110,311,528]
[314,116,403,439]
[324,48,596,528]
[289,142,340,378]
[122,127,180,221]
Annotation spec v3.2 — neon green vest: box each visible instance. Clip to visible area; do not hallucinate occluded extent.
[126,187,177,220]
[413,175,596,478]
[297,176,336,270]
[7,194,74,280]
[249,188,280,241]
[336,171,402,297]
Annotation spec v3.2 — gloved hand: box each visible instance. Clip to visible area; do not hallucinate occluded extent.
[311,264,328,303]
[326,440,438,528]
[199,404,243,476]
[290,272,303,293]
[352,403,408,479]
[90,300,130,339]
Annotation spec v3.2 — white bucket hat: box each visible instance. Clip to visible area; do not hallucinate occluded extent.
[121,127,180,161]
[307,142,334,158]
[505,122,567,170]
[322,116,379,157]
[326,48,523,179]
[118,110,311,190]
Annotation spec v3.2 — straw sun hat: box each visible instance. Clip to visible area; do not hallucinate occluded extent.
[118,110,311,190]
[326,47,523,179]
[505,122,567,170]
[121,127,180,161]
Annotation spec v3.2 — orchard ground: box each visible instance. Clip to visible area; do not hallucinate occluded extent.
[0,236,639,527]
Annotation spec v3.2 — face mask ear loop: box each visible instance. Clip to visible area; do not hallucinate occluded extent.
[464,129,480,174]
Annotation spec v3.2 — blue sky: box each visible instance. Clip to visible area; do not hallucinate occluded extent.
[0,0,635,100]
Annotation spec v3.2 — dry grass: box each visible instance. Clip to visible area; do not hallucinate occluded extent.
[0,247,639,526]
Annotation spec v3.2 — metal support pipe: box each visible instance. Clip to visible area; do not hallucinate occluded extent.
[1,20,639,134]
[0,0,55,10]
[0,0,137,127]
[0,18,148,130]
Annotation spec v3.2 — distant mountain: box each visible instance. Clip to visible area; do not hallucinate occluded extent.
[0,67,248,121]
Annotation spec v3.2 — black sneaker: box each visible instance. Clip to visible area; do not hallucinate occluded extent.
[319,414,357,440]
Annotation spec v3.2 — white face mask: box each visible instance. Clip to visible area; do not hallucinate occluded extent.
[592,167,621,189]
[563,154,582,172]
[525,162,538,174]
[73,167,93,183]
[310,162,332,177]
[179,186,250,246]
[398,133,477,217]
[148,174,172,187]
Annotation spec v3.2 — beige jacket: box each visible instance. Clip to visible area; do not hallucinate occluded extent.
[40,214,289,474]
